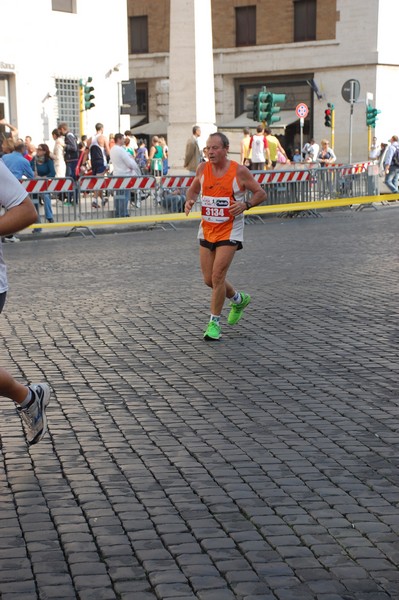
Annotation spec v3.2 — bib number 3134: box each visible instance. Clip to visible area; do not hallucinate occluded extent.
[201,196,230,223]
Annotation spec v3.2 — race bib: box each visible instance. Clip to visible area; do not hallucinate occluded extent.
[201,196,230,223]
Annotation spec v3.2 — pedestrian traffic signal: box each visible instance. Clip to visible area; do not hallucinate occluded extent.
[366,104,381,128]
[84,76,95,110]
[246,93,259,120]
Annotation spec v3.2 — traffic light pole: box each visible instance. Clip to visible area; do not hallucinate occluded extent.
[79,82,84,138]
[368,125,372,158]
[118,81,121,133]
[331,109,335,150]
[349,102,355,164]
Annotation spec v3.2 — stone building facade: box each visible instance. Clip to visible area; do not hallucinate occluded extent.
[127,0,399,164]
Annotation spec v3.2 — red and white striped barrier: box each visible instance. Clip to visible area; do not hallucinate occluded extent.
[337,162,372,176]
[161,176,195,188]
[79,176,156,192]
[351,162,373,173]
[252,170,311,185]
[326,162,372,174]
[21,178,74,193]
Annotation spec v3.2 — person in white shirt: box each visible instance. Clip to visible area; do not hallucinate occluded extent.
[309,139,320,163]
[249,125,270,171]
[110,133,141,217]
[369,136,380,161]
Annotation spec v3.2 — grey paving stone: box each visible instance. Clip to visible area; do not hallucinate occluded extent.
[154,582,196,597]
[1,595,64,600]
[196,591,237,600]
[30,584,76,598]
[113,580,153,593]
[119,594,158,600]
[3,214,399,599]
[76,589,117,600]
[69,561,108,577]
[273,588,316,600]
[243,595,278,600]
[148,569,188,585]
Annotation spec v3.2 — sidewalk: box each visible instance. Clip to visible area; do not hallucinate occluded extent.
[1,208,399,599]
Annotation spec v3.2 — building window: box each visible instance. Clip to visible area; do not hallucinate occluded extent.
[52,0,75,13]
[235,6,256,47]
[55,78,80,136]
[136,85,148,117]
[294,0,316,42]
[130,16,149,54]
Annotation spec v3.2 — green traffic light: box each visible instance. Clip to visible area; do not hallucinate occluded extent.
[84,84,95,109]
[269,93,286,104]
[246,93,259,120]
[261,92,286,123]
[366,105,381,127]
[247,87,286,123]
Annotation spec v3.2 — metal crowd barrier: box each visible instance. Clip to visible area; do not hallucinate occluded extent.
[78,174,157,219]
[252,161,376,203]
[18,162,384,233]
[21,177,77,225]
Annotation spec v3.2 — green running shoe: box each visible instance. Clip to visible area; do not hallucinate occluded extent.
[227,292,251,325]
[204,320,221,341]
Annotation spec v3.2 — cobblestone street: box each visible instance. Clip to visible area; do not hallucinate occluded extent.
[1,208,399,600]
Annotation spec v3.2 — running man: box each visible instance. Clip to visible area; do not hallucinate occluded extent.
[0,160,51,445]
[185,132,267,340]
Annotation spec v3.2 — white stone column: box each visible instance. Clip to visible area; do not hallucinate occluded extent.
[167,0,216,171]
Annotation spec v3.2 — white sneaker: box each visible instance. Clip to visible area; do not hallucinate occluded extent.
[17,383,51,446]
[3,235,20,243]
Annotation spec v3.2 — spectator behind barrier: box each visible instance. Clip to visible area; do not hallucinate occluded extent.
[160,188,186,213]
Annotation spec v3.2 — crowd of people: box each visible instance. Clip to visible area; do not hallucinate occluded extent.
[0,118,173,229]
[6,117,395,234]
[238,125,337,170]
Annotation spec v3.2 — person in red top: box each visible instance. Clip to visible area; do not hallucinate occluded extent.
[185,132,267,340]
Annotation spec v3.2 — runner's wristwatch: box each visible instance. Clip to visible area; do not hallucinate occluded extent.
[245,200,252,210]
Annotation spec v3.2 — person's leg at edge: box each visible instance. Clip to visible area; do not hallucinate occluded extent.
[200,244,237,339]
[0,368,51,445]
[385,169,398,193]
[392,167,399,192]
[0,368,31,405]
[0,294,31,406]
[0,292,50,444]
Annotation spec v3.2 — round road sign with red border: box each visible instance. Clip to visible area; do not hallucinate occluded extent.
[296,103,309,118]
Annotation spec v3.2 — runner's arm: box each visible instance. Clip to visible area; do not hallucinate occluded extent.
[0,197,37,236]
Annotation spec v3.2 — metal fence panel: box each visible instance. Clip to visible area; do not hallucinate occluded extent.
[21,177,78,225]
[19,162,379,231]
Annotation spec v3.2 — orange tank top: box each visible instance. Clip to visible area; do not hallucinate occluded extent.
[198,161,246,243]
